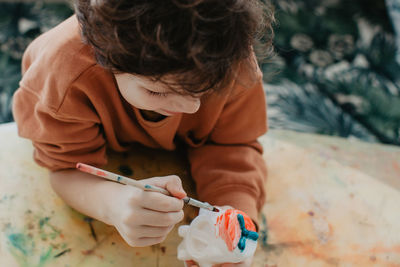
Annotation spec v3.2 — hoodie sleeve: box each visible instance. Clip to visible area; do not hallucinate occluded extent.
[187,65,268,225]
[12,82,107,171]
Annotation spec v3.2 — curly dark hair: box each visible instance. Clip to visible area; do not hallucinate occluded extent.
[75,0,274,94]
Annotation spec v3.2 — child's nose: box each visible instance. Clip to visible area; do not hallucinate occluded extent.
[174,96,201,114]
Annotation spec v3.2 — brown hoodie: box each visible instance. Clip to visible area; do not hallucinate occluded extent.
[12,16,268,223]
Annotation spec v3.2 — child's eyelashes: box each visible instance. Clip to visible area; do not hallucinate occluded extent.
[145,89,169,97]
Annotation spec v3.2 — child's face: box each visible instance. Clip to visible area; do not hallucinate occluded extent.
[115,73,201,116]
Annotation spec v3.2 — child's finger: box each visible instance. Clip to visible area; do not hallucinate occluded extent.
[220,258,253,266]
[133,236,165,247]
[140,191,184,212]
[135,208,184,227]
[165,176,187,199]
[184,260,198,267]
[136,225,174,238]
[143,175,187,199]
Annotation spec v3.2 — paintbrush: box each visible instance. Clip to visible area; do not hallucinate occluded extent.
[76,163,219,212]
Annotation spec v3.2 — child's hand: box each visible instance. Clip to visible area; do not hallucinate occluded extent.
[108,175,186,247]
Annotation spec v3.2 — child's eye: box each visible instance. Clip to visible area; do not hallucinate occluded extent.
[146,90,169,97]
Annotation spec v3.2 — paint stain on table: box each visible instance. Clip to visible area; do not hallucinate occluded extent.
[160,246,166,254]
[5,212,70,267]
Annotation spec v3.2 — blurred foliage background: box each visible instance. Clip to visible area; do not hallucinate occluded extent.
[263,0,400,145]
[0,1,73,122]
[0,0,399,145]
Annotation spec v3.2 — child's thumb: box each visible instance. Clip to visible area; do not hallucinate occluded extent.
[164,175,187,199]
[144,175,187,199]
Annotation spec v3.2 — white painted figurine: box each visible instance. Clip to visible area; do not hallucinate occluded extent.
[177,207,259,267]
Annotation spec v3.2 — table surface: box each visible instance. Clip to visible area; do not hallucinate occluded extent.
[0,123,399,267]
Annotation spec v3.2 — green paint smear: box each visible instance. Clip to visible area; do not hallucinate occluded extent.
[7,233,33,256]
[0,194,16,203]
[6,216,66,267]
[7,233,34,267]
[38,247,53,267]
[9,248,29,267]
[260,213,269,247]
[39,217,50,229]
[38,216,61,242]
[7,232,57,267]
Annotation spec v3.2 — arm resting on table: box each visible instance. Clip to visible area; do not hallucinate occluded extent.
[49,169,118,225]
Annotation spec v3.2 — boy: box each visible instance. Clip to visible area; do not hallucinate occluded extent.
[13,0,274,265]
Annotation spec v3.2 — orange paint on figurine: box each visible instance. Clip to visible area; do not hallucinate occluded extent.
[215,209,256,251]
[178,207,259,266]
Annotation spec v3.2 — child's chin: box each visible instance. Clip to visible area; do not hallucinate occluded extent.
[158,109,182,116]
